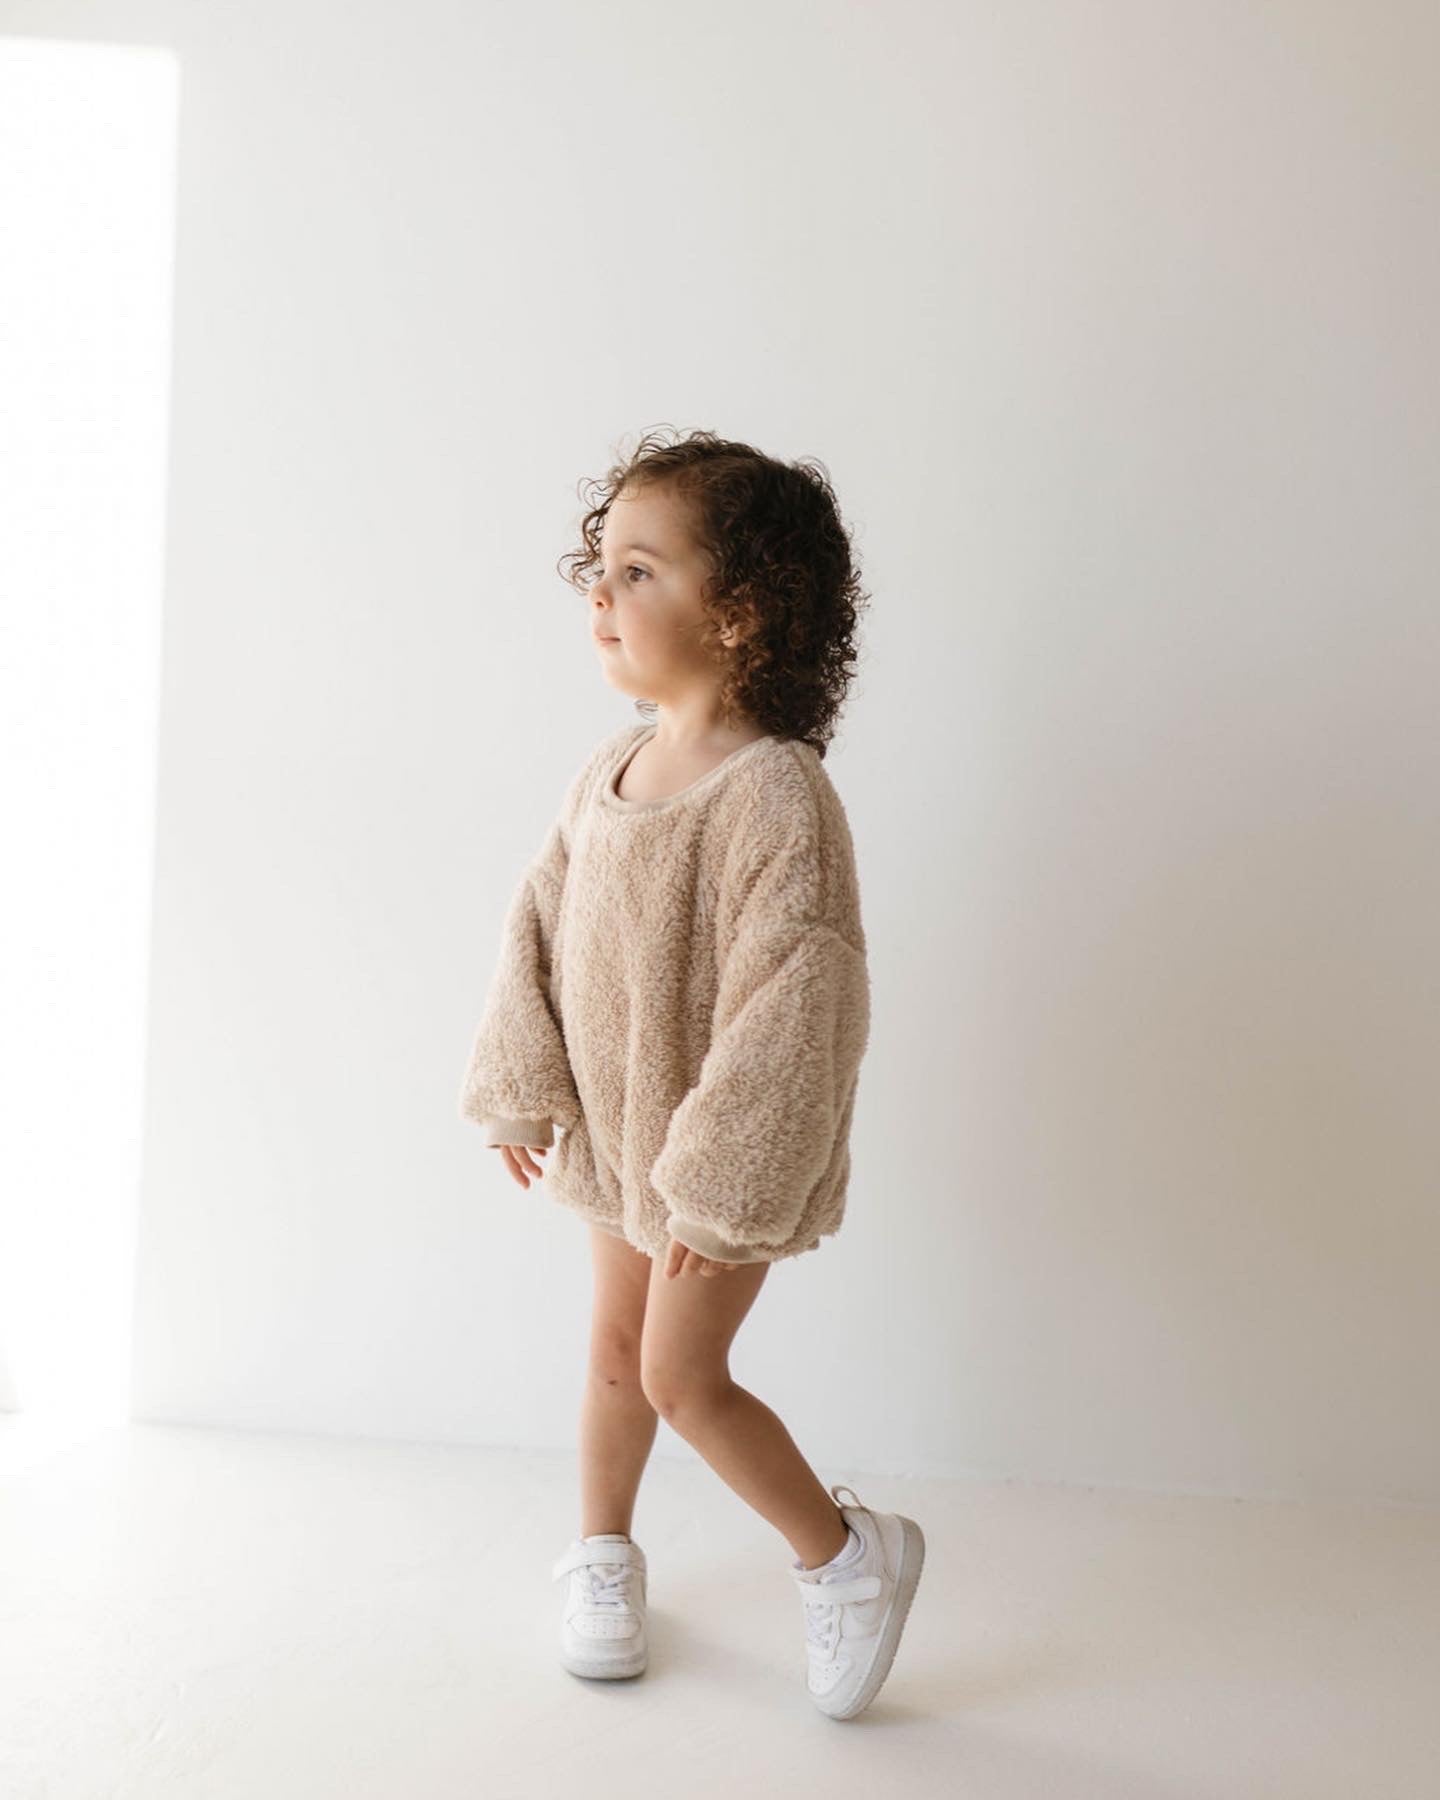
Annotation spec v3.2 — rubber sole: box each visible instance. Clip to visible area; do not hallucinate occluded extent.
[817,1514,926,1720]
[561,1645,648,1680]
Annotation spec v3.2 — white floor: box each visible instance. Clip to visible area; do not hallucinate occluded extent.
[0,1418,1436,1800]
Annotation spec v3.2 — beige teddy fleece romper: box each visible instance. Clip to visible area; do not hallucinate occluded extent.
[457,720,871,1264]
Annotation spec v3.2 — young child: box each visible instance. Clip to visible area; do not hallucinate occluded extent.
[457,428,924,1720]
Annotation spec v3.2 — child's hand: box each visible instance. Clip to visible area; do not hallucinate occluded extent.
[665,1237,741,1279]
[492,1143,547,1188]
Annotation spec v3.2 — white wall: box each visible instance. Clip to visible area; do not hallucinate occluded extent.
[0,40,178,1421]
[9,0,1436,1503]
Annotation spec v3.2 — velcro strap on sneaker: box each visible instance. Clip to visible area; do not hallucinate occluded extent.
[796,1574,881,1605]
[552,1540,645,1582]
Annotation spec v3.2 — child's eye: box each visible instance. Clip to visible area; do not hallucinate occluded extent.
[589,564,650,587]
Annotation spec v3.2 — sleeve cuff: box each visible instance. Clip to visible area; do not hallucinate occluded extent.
[665,1216,773,1264]
[482,1116,555,1149]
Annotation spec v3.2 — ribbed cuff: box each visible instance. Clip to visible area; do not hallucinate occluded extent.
[482,1116,555,1149]
[665,1216,772,1264]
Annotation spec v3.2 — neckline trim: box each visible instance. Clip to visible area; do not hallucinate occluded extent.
[600,724,776,814]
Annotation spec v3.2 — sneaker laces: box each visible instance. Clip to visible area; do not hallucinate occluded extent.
[800,1589,841,1655]
[580,1560,634,1610]
[796,1524,869,1656]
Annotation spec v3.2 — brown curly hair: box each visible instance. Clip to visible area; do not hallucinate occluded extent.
[556,426,870,757]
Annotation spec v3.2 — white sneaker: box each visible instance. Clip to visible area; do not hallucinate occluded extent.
[551,1533,649,1679]
[788,1482,925,1719]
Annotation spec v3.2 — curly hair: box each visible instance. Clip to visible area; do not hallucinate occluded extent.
[556,426,870,757]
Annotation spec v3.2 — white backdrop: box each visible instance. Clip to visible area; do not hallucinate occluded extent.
[11,0,1435,1504]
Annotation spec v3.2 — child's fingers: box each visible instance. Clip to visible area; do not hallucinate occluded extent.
[493,1143,547,1187]
[664,1237,740,1278]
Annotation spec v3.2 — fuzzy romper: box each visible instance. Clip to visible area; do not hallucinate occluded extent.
[457,720,871,1265]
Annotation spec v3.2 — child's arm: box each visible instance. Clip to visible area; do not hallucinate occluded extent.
[648,832,870,1263]
[458,813,583,1151]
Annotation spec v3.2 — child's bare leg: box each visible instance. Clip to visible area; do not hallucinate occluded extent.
[578,1225,659,1539]
[640,1251,850,1570]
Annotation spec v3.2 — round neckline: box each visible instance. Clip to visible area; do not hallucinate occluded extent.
[600,724,776,814]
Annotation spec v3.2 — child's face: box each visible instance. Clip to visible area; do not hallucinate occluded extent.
[589,485,731,703]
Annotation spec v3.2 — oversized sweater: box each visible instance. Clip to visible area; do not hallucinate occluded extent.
[456,720,871,1264]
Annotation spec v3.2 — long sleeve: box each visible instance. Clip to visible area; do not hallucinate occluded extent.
[648,832,871,1264]
[457,816,580,1152]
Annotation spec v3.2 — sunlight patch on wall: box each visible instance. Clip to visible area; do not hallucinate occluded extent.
[0,38,179,1422]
